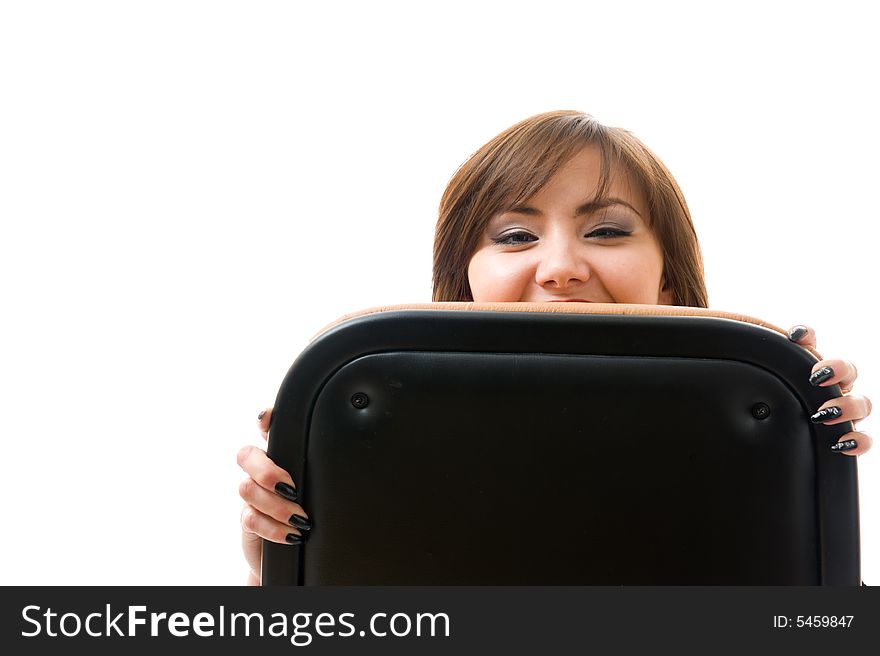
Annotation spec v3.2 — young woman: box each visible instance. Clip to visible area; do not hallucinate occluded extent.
[237,111,873,585]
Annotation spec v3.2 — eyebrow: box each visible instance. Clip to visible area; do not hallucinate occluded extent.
[505,197,643,219]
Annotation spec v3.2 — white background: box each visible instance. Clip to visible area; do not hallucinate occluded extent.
[1,0,877,584]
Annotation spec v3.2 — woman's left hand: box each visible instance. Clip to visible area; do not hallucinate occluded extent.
[788,325,873,455]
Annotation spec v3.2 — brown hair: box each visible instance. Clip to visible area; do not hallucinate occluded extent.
[432,111,708,307]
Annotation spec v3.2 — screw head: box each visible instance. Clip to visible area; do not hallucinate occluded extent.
[752,402,771,420]
[350,392,369,409]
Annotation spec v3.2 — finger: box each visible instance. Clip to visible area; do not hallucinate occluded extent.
[257,408,273,441]
[241,523,262,581]
[236,445,299,500]
[239,477,312,531]
[809,359,858,393]
[830,431,873,456]
[788,324,817,349]
[241,504,307,546]
[810,395,873,426]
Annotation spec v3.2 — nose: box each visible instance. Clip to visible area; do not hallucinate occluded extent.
[534,235,592,290]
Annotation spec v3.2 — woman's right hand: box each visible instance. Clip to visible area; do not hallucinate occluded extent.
[238,407,311,586]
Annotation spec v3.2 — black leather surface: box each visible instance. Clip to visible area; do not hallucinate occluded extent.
[263,310,859,585]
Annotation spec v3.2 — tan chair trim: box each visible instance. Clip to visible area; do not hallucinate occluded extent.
[313,302,822,361]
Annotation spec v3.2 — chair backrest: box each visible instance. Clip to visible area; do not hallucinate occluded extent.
[262,303,860,585]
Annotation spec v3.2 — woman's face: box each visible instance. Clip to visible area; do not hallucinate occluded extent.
[467,146,673,305]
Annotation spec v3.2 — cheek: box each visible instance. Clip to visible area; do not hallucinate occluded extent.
[605,248,665,302]
[467,251,530,302]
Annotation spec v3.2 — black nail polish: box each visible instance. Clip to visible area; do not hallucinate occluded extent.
[289,514,312,531]
[275,482,299,501]
[810,406,842,423]
[789,326,808,342]
[830,439,858,453]
[257,410,267,421]
[810,367,834,386]
[285,533,304,545]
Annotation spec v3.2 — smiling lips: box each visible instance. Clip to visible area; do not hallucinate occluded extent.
[546,299,592,302]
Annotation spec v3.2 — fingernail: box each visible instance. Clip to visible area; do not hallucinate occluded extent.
[257,410,267,421]
[285,533,304,545]
[810,406,843,423]
[289,514,312,531]
[830,439,858,453]
[810,366,834,386]
[275,482,299,501]
[789,326,808,341]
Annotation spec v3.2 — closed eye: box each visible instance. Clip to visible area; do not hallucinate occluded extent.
[491,231,537,246]
[588,227,633,239]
